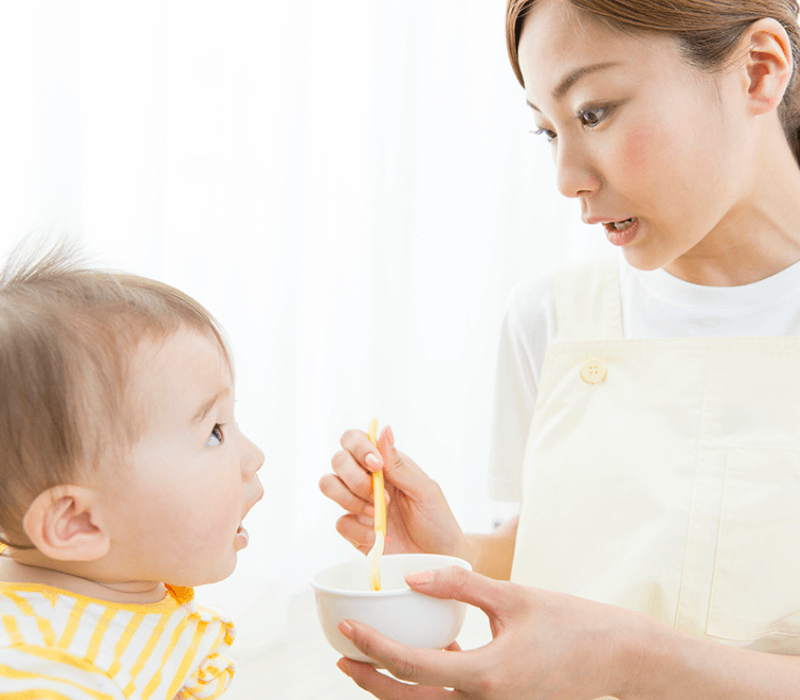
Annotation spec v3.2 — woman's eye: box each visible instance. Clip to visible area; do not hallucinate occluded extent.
[206,424,224,447]
[579,106,608,128]
[533,127,557,142]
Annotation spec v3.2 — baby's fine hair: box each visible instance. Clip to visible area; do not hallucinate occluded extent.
[0,238,229,548]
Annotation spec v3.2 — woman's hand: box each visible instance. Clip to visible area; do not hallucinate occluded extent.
[335,565,645,700]
[319,426,469,562]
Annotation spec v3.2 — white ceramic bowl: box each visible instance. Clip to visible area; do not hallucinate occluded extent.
[311,553,471,664]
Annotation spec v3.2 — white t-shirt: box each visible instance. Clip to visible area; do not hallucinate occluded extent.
[489,253,800,502]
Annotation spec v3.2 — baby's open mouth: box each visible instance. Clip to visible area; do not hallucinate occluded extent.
[235,523,249,548]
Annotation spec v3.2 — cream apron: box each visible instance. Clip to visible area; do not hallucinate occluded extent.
[511,258,800,655]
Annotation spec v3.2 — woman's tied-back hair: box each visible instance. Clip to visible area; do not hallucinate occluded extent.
[505,0,800,163]
[0,238,229,548]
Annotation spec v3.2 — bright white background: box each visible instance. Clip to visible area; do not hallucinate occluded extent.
[0,0,607,645]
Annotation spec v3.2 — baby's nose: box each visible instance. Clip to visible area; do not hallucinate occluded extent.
[243,436,265,476]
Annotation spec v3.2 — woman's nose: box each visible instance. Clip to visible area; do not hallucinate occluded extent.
[554,139,601,199]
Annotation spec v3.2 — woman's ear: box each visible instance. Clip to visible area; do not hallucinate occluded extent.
[741,17,793,115]
[22,485,110,562]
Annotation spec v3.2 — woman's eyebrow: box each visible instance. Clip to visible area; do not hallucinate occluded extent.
[527,61,622,112]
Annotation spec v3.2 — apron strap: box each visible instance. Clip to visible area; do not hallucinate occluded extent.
[554,257,623,341]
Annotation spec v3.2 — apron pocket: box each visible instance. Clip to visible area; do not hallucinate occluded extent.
[707,447,800,647]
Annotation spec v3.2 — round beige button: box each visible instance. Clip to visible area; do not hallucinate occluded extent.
[580,358,606,384]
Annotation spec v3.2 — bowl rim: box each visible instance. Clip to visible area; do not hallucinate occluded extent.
[309,553,472,597]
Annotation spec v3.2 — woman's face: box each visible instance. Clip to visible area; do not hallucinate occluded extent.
[518,0,754,273]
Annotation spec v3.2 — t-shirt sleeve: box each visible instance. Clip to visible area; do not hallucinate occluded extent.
[0,644,125,699]
[177,610,236,700]
[488,274,557,502]
[177,651,235,699]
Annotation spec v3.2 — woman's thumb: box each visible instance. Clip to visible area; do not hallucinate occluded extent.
[377,425,428,493]
[404,565,503,617]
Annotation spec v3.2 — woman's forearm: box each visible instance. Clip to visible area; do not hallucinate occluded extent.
[462,515,518,580]
[626,616,800,699]
[338,564,800,699]
[462,516,800,697]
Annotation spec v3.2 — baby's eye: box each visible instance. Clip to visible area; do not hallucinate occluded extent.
[206,424,224,447]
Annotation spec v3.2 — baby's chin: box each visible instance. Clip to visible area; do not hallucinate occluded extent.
[175,550,240,589]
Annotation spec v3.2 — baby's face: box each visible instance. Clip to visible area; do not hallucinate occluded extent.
[101,326,264,587]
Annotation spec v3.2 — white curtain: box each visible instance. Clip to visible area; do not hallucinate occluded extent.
[0,0,607,645]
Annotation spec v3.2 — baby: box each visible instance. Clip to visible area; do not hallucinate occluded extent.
[0,241,264,698]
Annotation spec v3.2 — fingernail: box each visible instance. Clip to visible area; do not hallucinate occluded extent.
[337,659,351,677]
[384,489,390,505]
[339,620,354,639]
[386,425,395,447]
[365,453,382,470]
[405,570,434,586]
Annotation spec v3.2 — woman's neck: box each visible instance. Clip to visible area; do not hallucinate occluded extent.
[664,131,800,286]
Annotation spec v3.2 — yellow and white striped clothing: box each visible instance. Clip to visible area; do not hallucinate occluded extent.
[0,581,235,699]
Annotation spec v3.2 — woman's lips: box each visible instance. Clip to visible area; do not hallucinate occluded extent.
[604,217,640,246]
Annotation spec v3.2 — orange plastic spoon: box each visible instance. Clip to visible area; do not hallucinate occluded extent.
[366,418,385,591]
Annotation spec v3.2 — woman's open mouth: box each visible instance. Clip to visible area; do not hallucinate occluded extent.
[608,217,635,231]
[604,217,640,246]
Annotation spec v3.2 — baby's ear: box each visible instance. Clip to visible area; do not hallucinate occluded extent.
[22,485,110,562]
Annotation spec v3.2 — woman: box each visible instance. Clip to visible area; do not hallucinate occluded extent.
[319,0,800,696]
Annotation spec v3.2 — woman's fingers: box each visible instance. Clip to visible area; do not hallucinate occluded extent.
[330,446,374,502]
[332,427,435,507]
[335,513,376,551]
[319,472,374,517]
[377,427,438,498]
[334,571,512,696]
[403,567,508,620]
[338,659,454,699]
[326,425,467,562]
[341,428,384,472]
[338,620,483,692]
